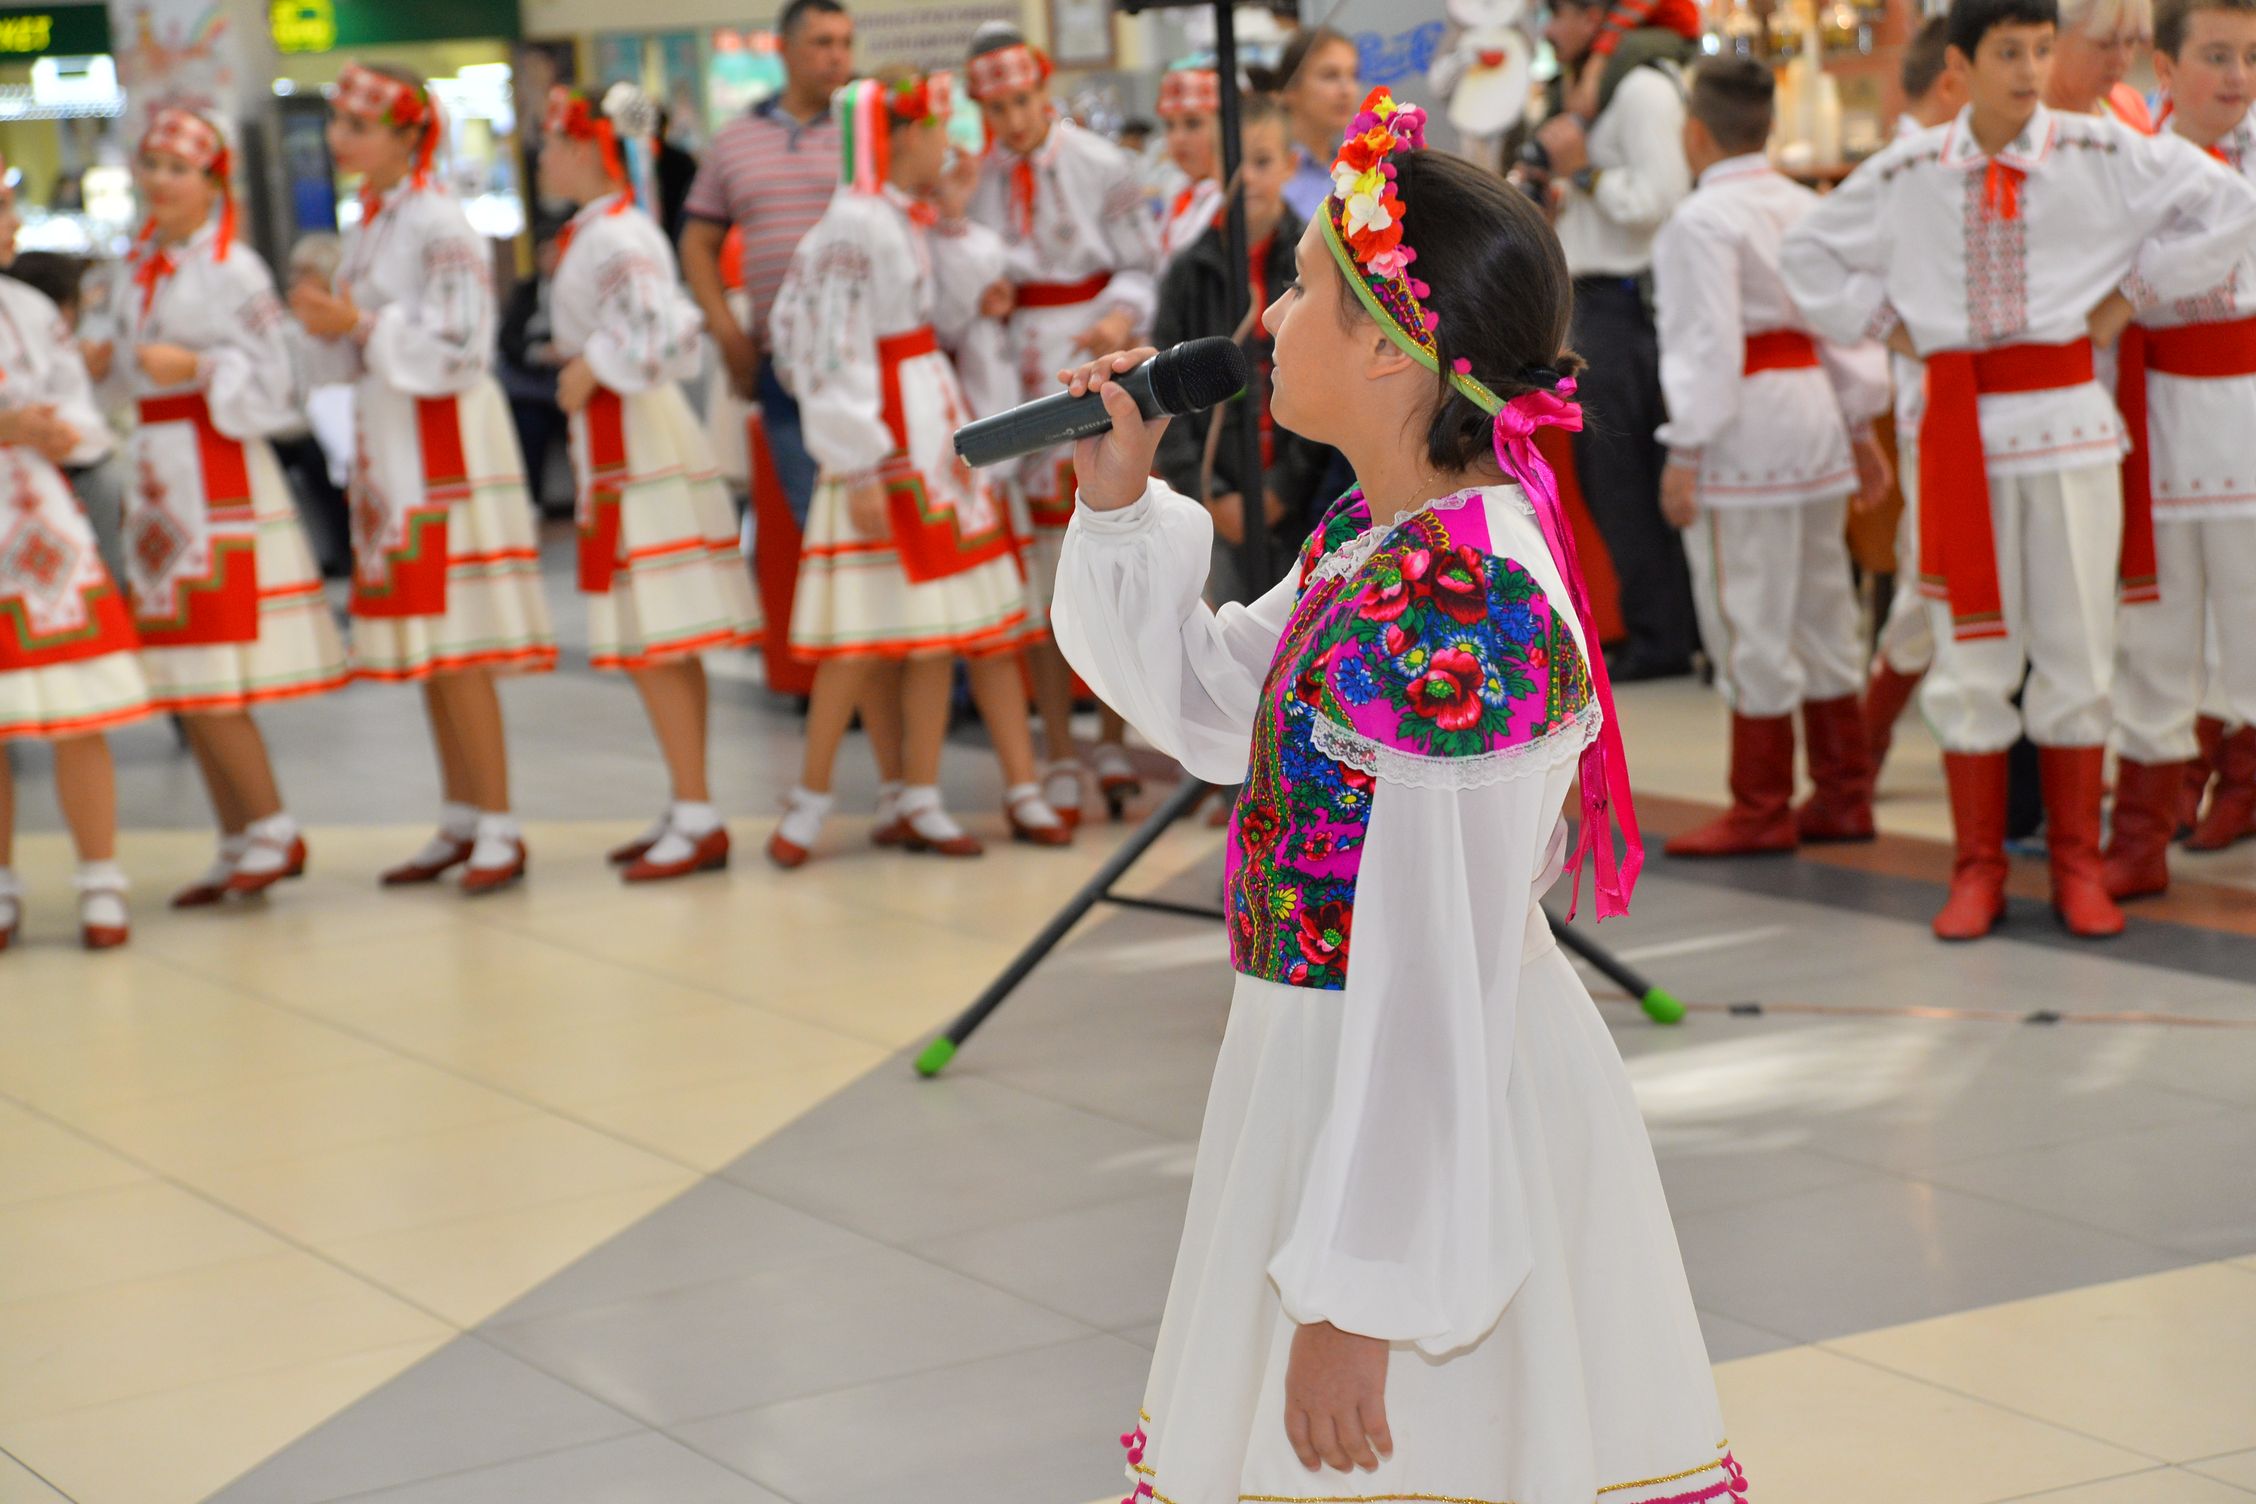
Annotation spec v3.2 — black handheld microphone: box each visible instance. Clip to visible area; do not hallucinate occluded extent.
[952,337,1250,469]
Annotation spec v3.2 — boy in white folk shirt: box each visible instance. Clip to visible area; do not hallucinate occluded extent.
[963,21,1160,826]
[1864,16,1971,777]
[2102,0,2256,891]
[1781,0,2256,942]
[1656,59,1894,858]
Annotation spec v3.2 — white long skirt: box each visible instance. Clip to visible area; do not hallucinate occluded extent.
[1131,919,1740,1504]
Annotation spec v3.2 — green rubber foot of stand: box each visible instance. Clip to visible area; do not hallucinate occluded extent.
[1640,988,1687,1026]
[914,1038,957,1077]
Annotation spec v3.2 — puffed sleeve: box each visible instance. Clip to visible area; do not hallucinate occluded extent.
[20,286,117,465]
[1267,536,1600,1355]
[930,219,1008,347]
[580,226,704,395]
[1094,147,1160,335]
[361,201,495,396]
[1780,153,1900,347]
[767,211,893,478]
[2115,130,2256,310]
[199,252,305,440]
[1652,205,1742,460]
[1052,478,1298,784]
[1817,334,1892,430]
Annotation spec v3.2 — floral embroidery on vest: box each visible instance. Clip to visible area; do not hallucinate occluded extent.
[1225,494,1596,990]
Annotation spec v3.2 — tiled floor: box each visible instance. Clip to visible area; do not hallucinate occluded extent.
[2,545,2253,1504]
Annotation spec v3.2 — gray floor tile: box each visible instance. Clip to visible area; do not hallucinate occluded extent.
[1672,1176,2185,1344]
[675,1334,1150,1504]
[908,1188,1193,1331]
[720,1074,1182,1244]
[1925,1109,2256,1260]
[483,1240,1092,1425]
[491,1178,884,1325]
[1110,1320,1164,1352]
[208,1337,643,1504]
[1652,1139,1882,1216]
[1695,1308,1798,1363]
[329,1432,788,1504]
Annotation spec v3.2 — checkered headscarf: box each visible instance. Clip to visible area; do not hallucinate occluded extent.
[965,41,1049,102]
[1156,68,1219,119]
[137,108,235,259]
[333,63,441,187]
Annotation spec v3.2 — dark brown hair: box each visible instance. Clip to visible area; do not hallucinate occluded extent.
[1331,150,1583,472]
[2156,0,2256,55]
[1901,15,1955,98]
[1689,57,1775,153]
[1253,26,1356,96]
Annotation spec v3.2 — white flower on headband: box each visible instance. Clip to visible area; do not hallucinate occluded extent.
[602,82,658,139]
[1343,189,1395,241]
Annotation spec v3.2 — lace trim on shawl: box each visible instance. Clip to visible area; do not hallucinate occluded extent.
[1302,487,1532,591]
[1311,699,1603,790]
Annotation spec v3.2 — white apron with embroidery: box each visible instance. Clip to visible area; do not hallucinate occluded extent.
[1054,482,1738,1504]
[0,276,150,740]
[323,182,556,681]
[125,220,347,711]
[551,194,761,670]
[771,186,1035,660]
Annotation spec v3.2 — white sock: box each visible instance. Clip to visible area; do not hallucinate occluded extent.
[75,861,128,930]
[235,813,301,878]
[642,802,721,866]
[1005,782,1063,829]
[1092,743,1135,779]
[1042,760,1085,811]
[469,812,521,869]
[875,780,906,824]
[778,786,833,848]
[898,785,966,842]
[440,802,479,839]
[198,833,251,887]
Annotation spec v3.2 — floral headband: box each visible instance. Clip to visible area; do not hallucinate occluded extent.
[334,63,441,187]
[1156,67,1219,119]
[837,74,952,195]
[544,87,628,187]
[136,108,237,261]
[965,41,1048,102]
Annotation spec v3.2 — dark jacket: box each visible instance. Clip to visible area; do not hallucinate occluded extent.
[1152,209,1338,557]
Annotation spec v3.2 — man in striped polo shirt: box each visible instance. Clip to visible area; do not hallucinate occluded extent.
[680,0,855,525]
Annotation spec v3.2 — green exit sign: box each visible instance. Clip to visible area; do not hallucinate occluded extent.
[0,4,111,54]
[271,0,518,52]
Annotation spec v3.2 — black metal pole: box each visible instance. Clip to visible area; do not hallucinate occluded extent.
[1546,911,1687,1024]
[916,778,1214,1075]
[1214,4,1271,593]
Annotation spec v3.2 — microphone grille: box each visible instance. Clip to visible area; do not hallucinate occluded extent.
[1151,337,1250,416]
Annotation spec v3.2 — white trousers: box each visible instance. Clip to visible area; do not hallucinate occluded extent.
[1877,433,1935,675]
[1684,497,1865,719]
[2113,516,2256,762]
[1921,463,2121,753]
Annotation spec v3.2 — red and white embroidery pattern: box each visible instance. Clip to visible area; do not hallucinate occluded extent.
[1963,171,2028,343]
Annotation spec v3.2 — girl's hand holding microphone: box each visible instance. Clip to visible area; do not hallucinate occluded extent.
[1058,346,1165,514]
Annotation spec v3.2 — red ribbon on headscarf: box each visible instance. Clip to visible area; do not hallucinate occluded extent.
[1492,379,1643,921]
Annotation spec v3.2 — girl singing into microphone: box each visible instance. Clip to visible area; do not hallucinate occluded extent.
[291,64,557,895]
[536,84,762,883]
[765,72,1066,866]
[1054,90,1738,1504]
[124,109,349,910]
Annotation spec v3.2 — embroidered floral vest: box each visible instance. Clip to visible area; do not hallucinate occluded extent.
[1223,487,1598,990]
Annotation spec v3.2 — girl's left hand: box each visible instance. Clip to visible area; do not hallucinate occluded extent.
[136,343,200,386]
[556,356,598,414]
[1284,1320,1393,1474]
[290,280,360,340]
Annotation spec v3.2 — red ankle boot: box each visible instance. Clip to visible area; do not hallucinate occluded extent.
[1797,693,1877,843]
[2040,745,2124,938]
[1862,662,1924,775]
[1667,713,1799,857]
[2101,757,2182,900]
[1934,751,2010,941]
[2187,724,2256,851]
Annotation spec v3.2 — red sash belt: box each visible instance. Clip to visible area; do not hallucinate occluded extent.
[2119,314,2256,604]
[577,388,627,595]
[1742,330,1821,374]
[1918,338,2095,641]
[1014,273,1112,310]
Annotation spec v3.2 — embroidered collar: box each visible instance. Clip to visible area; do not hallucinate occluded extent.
[1939,103,2057,172]
[569,191,630,227]
[1305,486,1529,589]
[1697,152,1775,188]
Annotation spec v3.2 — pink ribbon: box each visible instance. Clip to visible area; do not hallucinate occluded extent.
[1492,379,1643,921]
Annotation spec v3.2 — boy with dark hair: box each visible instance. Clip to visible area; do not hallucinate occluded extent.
[1783,0,2256,941]
[1655,58,1893,857]
[1863,13,1976,774]
[2102,0,2256,886]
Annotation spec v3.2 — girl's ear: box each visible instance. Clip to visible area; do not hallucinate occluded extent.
[1361,325,1421,383]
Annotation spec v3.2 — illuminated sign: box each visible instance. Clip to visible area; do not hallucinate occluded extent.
[0,4,110,55]
[270,0,335,52]
[270,0,517,52]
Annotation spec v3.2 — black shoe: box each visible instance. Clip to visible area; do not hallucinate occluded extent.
[1605,648,1695,683]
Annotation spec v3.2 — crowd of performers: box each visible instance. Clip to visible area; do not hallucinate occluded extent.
[4,0,2255,954]
[1654,0,2256,944]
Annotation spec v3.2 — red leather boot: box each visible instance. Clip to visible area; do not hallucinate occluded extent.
[1862,662,1925,776]
[1797,693,1877,843]
[1666,714,1799,857]
[1934,751,2010,941]
[2101,757,2182,900]
[2040,745,2125,938]
[2187,724,2256,851]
